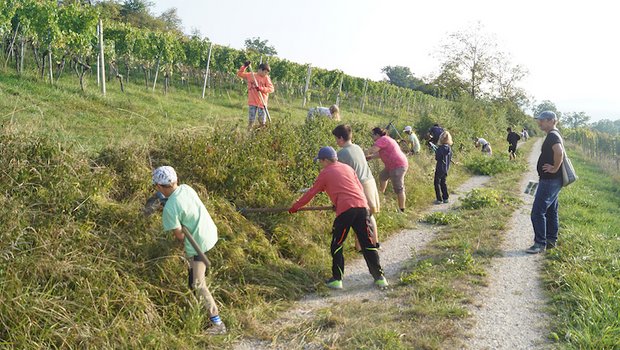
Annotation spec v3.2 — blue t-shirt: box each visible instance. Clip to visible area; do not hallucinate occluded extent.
[435,144,452,175]
[162,184,218,256]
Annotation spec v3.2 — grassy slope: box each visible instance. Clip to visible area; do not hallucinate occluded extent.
[0,69,534,348]
[544,148,620,349]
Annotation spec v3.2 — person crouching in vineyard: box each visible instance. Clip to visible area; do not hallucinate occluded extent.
[288,147,389,290]
[236,61,274,130]
[475,137,493,156]
[307,105,341,121]
[434,131,453,204]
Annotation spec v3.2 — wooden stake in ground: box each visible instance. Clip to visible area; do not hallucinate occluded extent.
[98,18,106,96]
[201,42,213,99]
[302,65,312,108]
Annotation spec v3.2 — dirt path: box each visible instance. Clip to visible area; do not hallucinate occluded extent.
[464,138,552,349]
[234,174,492,350]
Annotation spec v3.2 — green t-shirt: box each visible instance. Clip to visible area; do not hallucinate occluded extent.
[337,143,374,183]
[162,184,218,256]
[408,133,421,153]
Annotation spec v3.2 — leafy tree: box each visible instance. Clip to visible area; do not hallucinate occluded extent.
[430,62,468,100]
[119,0,163,30]
[244,37,277,56]
[158,7,182,32]
[438,22,498,99]
[490,52,529,107]
[381,65,424,90]
[591,119,620,135]
[532,100,560,119]
[562,111,591,129]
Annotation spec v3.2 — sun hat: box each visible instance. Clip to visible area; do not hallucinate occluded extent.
[403,126,413,132]
[313,146,338,162]
[152,166,178,185]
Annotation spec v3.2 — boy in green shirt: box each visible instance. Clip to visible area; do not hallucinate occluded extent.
[152,166,226,335]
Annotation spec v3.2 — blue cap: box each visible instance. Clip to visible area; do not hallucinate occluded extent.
[314,146,337,162]
[535,111,557,120]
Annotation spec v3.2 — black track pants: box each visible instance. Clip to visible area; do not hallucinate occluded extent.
[330,207,384,281]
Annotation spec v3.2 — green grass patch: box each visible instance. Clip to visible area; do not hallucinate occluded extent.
[423,211,461,225]
[465,153,527,175]
[543,148,620,349]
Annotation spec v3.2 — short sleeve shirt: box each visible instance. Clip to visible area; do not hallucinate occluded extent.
[537,130,562,179]
[408,133,421,153]
[162,184,218,256]
[373,136,408,171]
[337,143,374,183]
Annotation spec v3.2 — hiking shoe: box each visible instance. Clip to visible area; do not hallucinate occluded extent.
[525,243,546,254]
[443,199,449,204]
[325,278,343,289]
[433,200,443,205]
[205,322,227,335]
[374,276,389,289]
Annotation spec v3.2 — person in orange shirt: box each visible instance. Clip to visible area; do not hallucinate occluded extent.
[237,61,275,130]
[288,146,388,290]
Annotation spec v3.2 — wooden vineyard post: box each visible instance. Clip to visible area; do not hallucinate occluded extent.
[201,42,213,99]
[336,74,344,105]
[302,65,312,108]
[360,79,368,113]
[98,19,106,96]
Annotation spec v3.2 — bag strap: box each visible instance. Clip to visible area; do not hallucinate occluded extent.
[549,129,567,158]
[548,129,564,145]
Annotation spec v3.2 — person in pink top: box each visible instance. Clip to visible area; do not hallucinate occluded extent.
[236,61,274,130]
[366,127,409,212]
[289,146,388,290]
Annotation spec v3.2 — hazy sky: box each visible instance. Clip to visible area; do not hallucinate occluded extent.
[152,0,619,121]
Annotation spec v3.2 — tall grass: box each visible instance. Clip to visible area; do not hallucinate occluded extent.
[0,66,537,347]
[544,148,620,349]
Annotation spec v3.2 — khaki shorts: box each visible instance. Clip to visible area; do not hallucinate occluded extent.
[379,166,408,194]
[362,179,380,214]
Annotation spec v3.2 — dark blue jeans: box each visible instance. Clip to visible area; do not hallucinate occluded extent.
[530,177,562,245]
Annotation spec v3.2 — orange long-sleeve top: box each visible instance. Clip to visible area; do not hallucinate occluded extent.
[236,65,274,108]
[291,162,368,217]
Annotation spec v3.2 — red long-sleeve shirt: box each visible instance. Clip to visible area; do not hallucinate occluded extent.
[291,162,368,216]
[236,65,274,108]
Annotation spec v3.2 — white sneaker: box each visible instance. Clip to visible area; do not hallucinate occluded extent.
[205,322,227,335]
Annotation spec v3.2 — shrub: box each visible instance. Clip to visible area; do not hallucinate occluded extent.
[423,212,460,225]
[460,188,501,209]
[465,154,526,175]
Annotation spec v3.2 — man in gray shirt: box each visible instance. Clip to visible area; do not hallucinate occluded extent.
[332,125,381,250]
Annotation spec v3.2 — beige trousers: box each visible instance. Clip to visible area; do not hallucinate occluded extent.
[189,258,219,317]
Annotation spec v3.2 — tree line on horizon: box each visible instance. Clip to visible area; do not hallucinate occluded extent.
[1,0,618,141]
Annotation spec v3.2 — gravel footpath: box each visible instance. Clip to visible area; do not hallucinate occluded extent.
[465,138,552,350]
[234,174,492,350]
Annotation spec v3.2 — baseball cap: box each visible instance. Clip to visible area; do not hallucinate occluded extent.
[535,111,557,120]
[313,146,337,162]
[152,166,178,185]
[403,126,412,132]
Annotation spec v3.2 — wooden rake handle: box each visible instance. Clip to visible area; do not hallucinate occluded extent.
[239,206,334,214]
